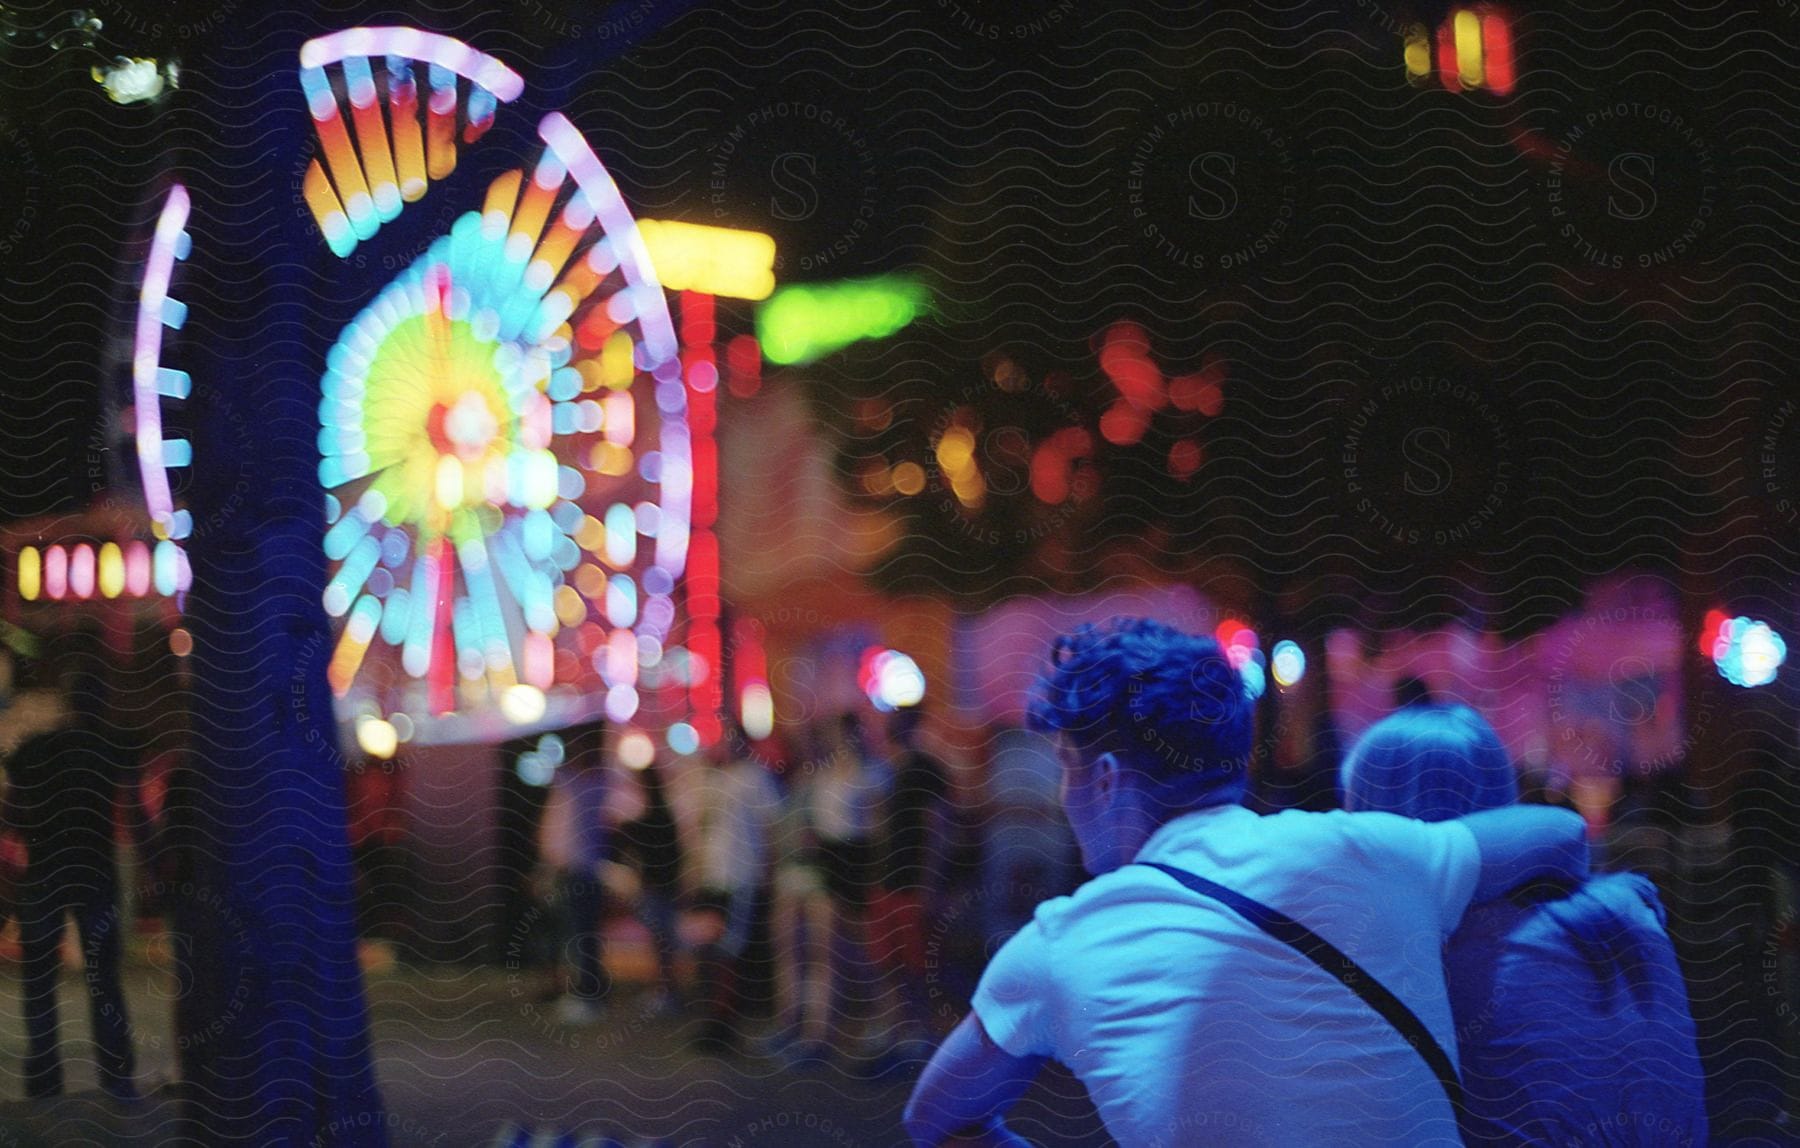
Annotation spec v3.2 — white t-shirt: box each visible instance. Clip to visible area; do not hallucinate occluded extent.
[696,759,780,891]
[809,756,890,843]
[972,804,1480,1147]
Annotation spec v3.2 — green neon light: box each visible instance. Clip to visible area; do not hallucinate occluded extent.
[755,275,929,365]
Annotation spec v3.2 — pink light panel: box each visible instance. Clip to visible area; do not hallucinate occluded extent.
[44,545,67,601]
[125,540,152,597]
[69,544,96,599]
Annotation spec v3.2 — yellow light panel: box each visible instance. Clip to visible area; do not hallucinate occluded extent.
[637,219,777,301]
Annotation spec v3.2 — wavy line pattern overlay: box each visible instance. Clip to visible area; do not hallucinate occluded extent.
[1,0,1798,1145]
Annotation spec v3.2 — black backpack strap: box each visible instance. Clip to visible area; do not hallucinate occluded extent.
[1135,860,1465,1117]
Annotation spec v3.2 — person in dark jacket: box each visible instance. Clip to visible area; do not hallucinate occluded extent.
[3,647,136,1100]
[1342,702,1707,1148]
[868,705,949,1058]
[616,759,685,1014]
[539,721,611,1025]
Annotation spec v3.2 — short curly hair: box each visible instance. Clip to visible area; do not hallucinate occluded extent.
[1028,617,1254,801]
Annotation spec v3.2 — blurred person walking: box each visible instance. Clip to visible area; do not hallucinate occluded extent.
[866,705,950,1064]
[614,757,686,1015]
[538,721,612,1025]
[810,713,892,1060]
[765,726,834,1063]
[691,727,780,1054]
[3,642,137,1100]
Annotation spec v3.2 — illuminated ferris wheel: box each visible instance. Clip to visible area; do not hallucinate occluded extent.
[299,29,689,735]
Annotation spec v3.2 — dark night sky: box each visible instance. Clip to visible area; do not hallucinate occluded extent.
[2,0,1797,635]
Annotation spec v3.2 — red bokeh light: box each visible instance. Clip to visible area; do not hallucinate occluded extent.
[1099,400,1150,446]
[726,334,762,398]
[1209,621,1259,673]
[1168,439,1203,479]
[1482,9,1516,95]
[1436,18,1460,91]
[1699,608,1729,658]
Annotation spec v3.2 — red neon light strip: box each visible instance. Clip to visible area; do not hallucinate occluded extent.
[428,537,457,714]
[1437,18,1461,91]
[1481,11,1515,95]
[682,291,724,744]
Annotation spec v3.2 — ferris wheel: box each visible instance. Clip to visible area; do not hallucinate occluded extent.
[299,29,689,735]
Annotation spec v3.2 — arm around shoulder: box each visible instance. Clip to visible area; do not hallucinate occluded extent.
[1459,805,1590,904]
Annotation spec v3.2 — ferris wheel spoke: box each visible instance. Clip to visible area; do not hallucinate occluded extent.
[426,536,458,714]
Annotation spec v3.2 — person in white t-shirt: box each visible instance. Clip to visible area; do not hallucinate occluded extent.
[904,618,1590,1148]
[691,731,781,1053]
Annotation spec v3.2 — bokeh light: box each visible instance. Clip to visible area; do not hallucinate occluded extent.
[1271,639,1306,688]
[356,716,399,760]
[500,683,547,725]
[618,729,654,770]
[860,647,925,712]
[1713,616,1786,688]
[666,721,699,755]
[741,680,775,741]
[756,275,928,365]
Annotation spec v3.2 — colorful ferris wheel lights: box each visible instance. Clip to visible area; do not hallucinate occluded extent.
[298,30,524,257]
[300,26,797,742]
[315,112,687,724]
[605,574,637,628]
[135,184,192,545]
[297,27,523,103]
[384,55,426,199]
[536,113,678,366]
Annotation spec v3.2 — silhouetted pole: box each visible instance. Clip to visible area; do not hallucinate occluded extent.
[169,6,385,1144]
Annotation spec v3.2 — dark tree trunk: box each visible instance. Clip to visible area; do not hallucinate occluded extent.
[168,5,386,1144]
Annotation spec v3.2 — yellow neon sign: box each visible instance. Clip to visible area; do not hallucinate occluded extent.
[637,219,777,301]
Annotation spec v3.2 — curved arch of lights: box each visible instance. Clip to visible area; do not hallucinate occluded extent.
[299,27,524,97]
[133,184,194,549]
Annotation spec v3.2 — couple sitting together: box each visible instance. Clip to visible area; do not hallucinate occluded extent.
[907,618,1706,1147]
